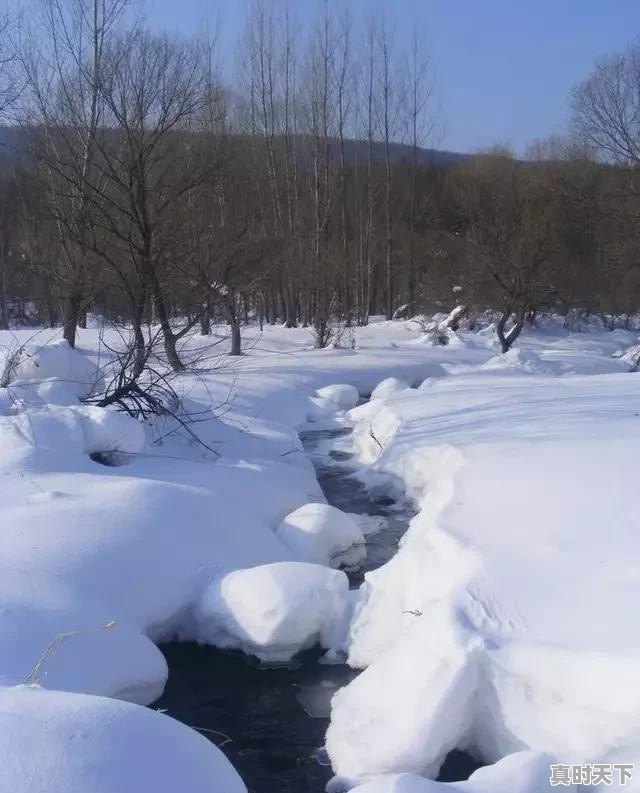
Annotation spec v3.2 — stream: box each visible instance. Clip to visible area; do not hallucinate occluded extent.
[156,420,479,792]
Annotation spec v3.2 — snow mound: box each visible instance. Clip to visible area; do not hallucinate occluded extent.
[276,503,366,567]
[480,347,553,374]
[316,384,360,410]
[195,562,351,662]
[0,404,145,460]
[8,340,98,401]
[346,752,569,793]
[79,406,146,457]
[0,685,246,793]
[0,589,167,704]
[371,377,411,401]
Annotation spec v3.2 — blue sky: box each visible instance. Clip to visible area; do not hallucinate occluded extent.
[141,0,640,154]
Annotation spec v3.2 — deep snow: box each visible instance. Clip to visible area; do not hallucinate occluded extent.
[1,316,639,792]
[0,685,245,793]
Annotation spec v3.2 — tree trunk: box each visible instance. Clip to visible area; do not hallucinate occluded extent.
[200,300,211,335]
[44,298,58,328]
[285,288,297,328]
[62,290,83,348]
[384,153,392,320]
[227,299,242,356]
[132,299,147,380]
[152,283,184,371]
[230,322,242,356]
[497,308,525,353]
[0,235,8,330]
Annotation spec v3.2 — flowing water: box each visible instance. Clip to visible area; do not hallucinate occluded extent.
[156,421,479,792]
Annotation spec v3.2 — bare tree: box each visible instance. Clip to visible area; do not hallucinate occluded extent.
[21,0,129,347]
[404,29,435,313]
[89,29,214,371]
[378,18,395,320]
[0,10,21,118]
[453,154,559,352]
[571,44,640,165]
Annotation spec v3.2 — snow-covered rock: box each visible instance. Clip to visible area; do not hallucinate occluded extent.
[316,383,360,410]
[276,503,366,568]
[195,562,352,662]
[0,685,246,793]
[370,377,411,400]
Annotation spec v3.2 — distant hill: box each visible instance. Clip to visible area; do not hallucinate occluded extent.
[342,138,470,168]
[0,124,470,172]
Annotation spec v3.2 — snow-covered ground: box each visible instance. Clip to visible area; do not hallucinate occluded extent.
[1,316,639,792]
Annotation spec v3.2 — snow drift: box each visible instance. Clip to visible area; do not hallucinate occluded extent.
[0,685,246,793]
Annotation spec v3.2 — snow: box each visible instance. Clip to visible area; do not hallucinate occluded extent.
[345,752,572,793]
[479,346,554,373]
[328,356,640,784]
[370,376,411,400]
[317,383,361,410]
[0,685,245,793]
[328,607,482,779]
[276,503,366,568]
[194,562,352,662]
[6,338,99,403]
[2,316,640,792]
[78,406,146,457]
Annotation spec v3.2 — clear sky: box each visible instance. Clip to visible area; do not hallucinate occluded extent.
[140,0,640,154]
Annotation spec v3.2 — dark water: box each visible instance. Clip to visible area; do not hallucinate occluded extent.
[156,645,353,792]
[156,424,480,792]
[299,425,413,587]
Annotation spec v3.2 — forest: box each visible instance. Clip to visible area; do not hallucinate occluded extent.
[1,1,639,367]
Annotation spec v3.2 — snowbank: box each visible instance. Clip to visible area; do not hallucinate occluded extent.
[328,369,640,782]
[276,503,366,567]
[0,685,246,793]
[195,562,352,662]
[346,752,571,793]
[328,608,482,779]
[0,338,335,699]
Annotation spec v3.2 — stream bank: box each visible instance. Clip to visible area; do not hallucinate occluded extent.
[155,420,480,791]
